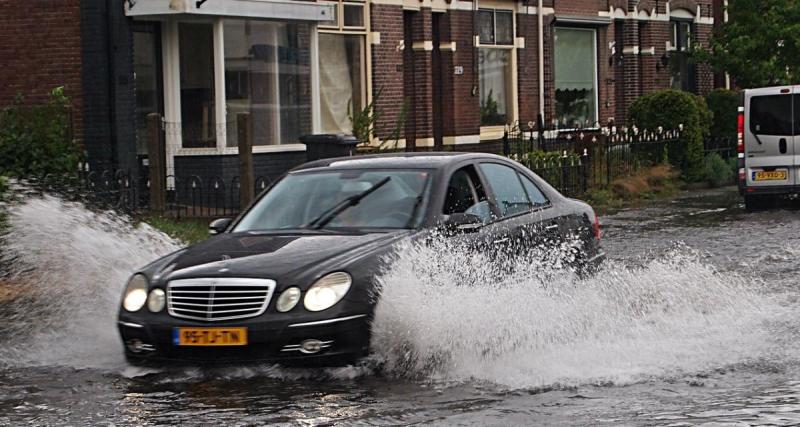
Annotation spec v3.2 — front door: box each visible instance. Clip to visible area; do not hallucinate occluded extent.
[133,21,165,192]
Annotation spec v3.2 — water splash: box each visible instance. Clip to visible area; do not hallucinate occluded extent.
[0,192,792,390]
[0,194,181,368]
[370,239,789,389]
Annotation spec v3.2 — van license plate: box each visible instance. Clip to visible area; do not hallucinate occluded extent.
[753,170,787,181]
[173,327,248,346]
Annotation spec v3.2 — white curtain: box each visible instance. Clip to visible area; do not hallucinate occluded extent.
[319,34,354,133]
[479,49,510,124]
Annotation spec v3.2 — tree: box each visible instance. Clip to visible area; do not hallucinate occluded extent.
[702,0,800,88]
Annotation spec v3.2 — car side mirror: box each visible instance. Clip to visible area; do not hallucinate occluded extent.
[209,218,233,235]
[442,213,483,234]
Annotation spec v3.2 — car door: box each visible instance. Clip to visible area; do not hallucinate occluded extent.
[745,87,794,188]
[476,161,561,253]
[439,164,499,250]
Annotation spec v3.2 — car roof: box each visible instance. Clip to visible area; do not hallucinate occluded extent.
[291,151,509,172]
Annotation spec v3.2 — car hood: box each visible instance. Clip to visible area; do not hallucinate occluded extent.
[154,230,409,286]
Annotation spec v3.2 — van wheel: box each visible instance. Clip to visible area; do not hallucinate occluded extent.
[744,195,775,211]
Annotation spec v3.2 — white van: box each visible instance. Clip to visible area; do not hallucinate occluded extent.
[739,86,798,210]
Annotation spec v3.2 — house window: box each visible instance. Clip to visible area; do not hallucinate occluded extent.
[554,27,598,129]
[318,0,368,134]
[670,20,696,92]
[478,9,514,127]
[224,19,312,147]
[179,23,216,148]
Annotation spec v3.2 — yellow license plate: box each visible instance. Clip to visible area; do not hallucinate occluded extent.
[754,170,787,181]
[173,327,248,346]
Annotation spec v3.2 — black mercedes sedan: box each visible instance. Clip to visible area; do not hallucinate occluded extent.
[118,152,603,366]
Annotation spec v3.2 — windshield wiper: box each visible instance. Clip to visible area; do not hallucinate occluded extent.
[404,195,425,228]
[305,176,392,230]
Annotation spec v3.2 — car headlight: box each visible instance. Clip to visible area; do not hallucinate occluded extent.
[276,287,301,312]
[303,272,352,312]
[147,288,166,313]
[123,274,149,312]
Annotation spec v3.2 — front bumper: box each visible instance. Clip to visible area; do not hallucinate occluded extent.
[118,311,371,366]
[739,184,800,196]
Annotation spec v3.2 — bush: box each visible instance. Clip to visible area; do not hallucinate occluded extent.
[517,151,582,186]
[628,89,711,182]
[703,153,733,187]
[0,87,81,179]
[706,89,740,139]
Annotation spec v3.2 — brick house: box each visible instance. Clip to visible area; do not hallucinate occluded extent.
[0,0,725,183]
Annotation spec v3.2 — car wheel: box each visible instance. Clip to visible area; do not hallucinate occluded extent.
[745,195,777,211]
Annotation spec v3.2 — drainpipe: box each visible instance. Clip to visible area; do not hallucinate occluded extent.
[538,0,545,125]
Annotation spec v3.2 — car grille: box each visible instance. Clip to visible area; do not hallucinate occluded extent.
[167,278,276,321]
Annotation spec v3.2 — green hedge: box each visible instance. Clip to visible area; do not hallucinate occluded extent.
[0,87,81,179]
[628,89,711,182]
[706,89,740,140]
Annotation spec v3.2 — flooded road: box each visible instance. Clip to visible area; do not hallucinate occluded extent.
[2,187,800,426]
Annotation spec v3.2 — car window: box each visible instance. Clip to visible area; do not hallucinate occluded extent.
[518,173,549,206]
[233,169,431,231]
[750,94,793,136]
[478,163,533,218]
[443,166,493,223]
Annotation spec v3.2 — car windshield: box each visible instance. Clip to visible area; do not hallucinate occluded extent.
[234,169,432,231]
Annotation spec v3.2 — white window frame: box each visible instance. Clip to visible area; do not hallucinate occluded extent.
[553,26,599,130]
[316,0,371,137]
[476,7,518,138]
[161,16,316,157]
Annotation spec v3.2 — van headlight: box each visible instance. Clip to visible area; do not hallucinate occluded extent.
[123,274,149,312]
[303,272,352,312]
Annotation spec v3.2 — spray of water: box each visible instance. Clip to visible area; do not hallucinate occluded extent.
[0,192,791,390]
[0,193,181,368]
[370,239,789,389]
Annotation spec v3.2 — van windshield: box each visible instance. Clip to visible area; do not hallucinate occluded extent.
[234,169,431,231]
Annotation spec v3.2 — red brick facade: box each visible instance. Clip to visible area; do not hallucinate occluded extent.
[0,0,83,140]
[370,0,722,145]
[0,0,724,166]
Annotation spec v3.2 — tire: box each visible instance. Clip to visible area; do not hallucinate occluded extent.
[744,195,776,211]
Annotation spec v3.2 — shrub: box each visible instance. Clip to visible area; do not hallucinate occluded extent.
[703,153,733,187]
[0,87,81,179]
[628,89,711,182]
[517,150,582,186]
[706,89,740,139]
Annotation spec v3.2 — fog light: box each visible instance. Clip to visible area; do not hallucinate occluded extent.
[276,287,301,312]
[126,339,145,354]
[147,288,166,313]
[300,339,323,354]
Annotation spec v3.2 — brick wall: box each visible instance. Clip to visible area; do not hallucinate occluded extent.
[517,13,539,127]
[0,0,83,140]
[370,4,406,142]
[694,23,715,96]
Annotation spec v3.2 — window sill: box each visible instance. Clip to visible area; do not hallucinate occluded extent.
[480,125,508,140]
[175,143,307,156]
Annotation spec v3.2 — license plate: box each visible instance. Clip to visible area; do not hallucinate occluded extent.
[173,327,248,346]
[753,170,787,181]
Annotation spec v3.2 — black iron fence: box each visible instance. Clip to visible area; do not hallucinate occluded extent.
[499,124,685,196]
[703,136,737,162]
[67,168,275,218]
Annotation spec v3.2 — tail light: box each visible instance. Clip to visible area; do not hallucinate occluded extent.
[737,106,745,153]
[592,211,601,241]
